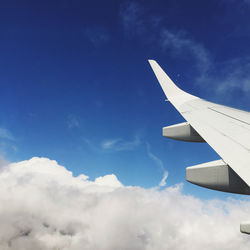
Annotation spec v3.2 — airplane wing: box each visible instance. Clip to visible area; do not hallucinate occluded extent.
[148,60,250,190]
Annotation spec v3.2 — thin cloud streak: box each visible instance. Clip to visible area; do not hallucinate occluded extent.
[0,128,17,157]
[159,171,169,187]
[101,136,141,151]
[101,139,121,149]
[0,127,14,140]
[146,142,168,187]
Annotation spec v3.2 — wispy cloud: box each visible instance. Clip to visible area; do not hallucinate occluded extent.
[119,2,145,36]
[0,128,16,156]
[160,29,211,75]
[159,171,169,187]
[101,136,141,151]
[119,2,211,79]
[118,2,250,101]
[158,30,250,101]
[67,114,80,129]
[146,143,168,187]
[0,127,14,140]
[209,57,250,97]
[244,0,250,4]
[101,139,121,150]
[84,26,110,47]
[227,0,250,4]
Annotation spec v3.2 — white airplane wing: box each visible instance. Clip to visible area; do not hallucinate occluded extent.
[148,60,250,192]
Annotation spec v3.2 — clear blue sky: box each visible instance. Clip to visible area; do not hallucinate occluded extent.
[1,0,250,199]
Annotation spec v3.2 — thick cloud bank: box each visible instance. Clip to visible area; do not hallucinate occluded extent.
[0,157,250,250]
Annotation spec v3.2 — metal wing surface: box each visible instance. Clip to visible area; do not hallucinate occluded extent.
[149,59,250,187]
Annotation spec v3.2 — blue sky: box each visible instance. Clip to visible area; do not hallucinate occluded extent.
[1,0,250,199]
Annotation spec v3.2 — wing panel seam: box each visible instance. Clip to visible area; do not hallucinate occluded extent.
[208,107,250,126]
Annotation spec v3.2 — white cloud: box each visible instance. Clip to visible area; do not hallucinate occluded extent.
[94,174,123,188]
[1,157,250,249]
[0,157,8,170]
[101,136,141,151]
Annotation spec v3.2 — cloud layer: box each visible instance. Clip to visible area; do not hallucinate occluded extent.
[0,157,250,250]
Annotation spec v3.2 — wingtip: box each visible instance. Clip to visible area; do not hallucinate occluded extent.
[148,59,157,65]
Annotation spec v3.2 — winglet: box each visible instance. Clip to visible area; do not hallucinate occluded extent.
[148,60,198,109]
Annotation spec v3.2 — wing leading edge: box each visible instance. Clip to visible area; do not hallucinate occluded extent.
[148,60,250,190]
